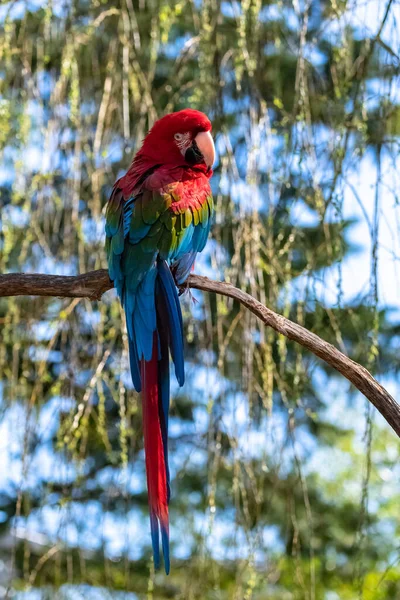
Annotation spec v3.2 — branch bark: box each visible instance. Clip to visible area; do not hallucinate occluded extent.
[1,270,400,438]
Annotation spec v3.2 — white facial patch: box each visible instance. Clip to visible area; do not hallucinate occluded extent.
[174,132,192,155]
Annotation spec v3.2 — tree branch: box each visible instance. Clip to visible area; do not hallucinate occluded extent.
[1,270,400,438]
[0,270,112,301]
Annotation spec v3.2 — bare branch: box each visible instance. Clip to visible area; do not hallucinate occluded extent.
[0,270,112,301]
[1,270,400,438]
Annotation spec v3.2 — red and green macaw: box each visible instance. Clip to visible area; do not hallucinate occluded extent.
[105,109,215,573]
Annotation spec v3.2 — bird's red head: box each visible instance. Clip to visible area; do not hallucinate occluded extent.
[140,109,215,170]
[119,109,215,197]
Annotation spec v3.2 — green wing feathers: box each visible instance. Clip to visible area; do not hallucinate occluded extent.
[105,182,214,297]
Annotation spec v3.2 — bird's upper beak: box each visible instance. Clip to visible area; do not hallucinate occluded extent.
[194,131,215,168]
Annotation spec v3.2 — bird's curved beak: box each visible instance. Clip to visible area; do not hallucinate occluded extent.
[194,131,215,168]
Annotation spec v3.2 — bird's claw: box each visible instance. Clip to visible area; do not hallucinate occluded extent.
[177,280,189,296]
[177,280,198,304]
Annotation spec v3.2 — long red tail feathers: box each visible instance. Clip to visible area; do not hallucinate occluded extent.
[141,333,170,574]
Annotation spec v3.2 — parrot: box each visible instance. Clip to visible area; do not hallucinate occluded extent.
[105,109,215,574]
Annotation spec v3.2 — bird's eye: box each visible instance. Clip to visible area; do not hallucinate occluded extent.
[174,133,184,141]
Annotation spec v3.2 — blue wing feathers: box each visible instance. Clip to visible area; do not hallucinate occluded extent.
[123,197,135,237]
[135,268,157,361]
[157,260,185,386]
[170,217,211,284]
[172,251,197,285]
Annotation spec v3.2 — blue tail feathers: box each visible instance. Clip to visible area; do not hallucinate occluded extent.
[124,258,184,573]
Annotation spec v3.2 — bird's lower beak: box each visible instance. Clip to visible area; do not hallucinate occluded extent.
[194,131,215,168]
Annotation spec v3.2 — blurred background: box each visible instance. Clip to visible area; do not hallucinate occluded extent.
[1,0,400,598]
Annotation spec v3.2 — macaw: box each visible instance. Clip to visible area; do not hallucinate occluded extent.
[105,109,215,573]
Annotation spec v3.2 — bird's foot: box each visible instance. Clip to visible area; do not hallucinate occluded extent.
[177,279,189,297]
[177,280,198,304]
